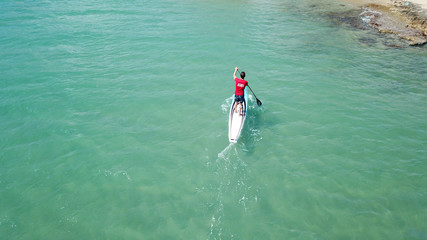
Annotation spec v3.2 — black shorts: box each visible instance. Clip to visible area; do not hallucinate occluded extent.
[234,95,245,103]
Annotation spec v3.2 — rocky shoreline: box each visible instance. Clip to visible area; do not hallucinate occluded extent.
[340,0,427,45]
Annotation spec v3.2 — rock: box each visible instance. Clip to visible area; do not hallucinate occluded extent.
[327,0,427,46]
[361,3,427,45]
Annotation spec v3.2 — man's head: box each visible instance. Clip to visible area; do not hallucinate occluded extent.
[240,71,245,79]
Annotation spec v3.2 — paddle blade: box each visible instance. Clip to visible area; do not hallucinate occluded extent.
[256,98,262,106]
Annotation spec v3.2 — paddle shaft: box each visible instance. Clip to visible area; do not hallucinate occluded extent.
[246,85,258,100]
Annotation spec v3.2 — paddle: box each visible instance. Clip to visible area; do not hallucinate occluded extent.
[237,70,262,106]
[247,85,262,106]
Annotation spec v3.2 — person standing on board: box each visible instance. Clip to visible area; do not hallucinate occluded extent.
[233,67,248,116]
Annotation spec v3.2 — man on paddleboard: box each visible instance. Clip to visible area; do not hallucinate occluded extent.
[233,67,248,116]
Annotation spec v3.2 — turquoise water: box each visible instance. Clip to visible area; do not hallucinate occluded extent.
[1,0,426,239]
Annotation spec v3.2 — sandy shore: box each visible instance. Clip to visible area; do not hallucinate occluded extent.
[337,0,427,45]
[341,0,427,8]
[410,0,427,9]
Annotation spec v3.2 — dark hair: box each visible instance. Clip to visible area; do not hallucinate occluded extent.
[240,71,245,79]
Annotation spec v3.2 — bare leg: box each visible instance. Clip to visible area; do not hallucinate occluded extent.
[234,101,238,113]
[241,103,246,115]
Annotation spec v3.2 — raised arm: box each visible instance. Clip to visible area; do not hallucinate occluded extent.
[233,67,238,79]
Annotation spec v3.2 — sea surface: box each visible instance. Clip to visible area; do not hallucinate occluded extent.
[1,0,426,239]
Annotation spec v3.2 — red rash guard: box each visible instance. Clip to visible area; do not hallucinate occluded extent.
[234,77,248,96]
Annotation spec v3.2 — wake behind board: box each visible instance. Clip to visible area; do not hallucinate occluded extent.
[228,88,249,143]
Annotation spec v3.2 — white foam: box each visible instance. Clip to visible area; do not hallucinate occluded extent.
[217,143,234,159]
[221,96,234,113]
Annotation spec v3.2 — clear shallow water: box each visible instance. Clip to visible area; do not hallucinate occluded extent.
[1,0,426,239]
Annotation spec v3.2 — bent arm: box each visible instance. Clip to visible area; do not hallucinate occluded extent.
[233,67,238,79]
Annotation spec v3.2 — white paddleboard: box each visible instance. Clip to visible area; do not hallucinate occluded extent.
[228,88,248,143]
